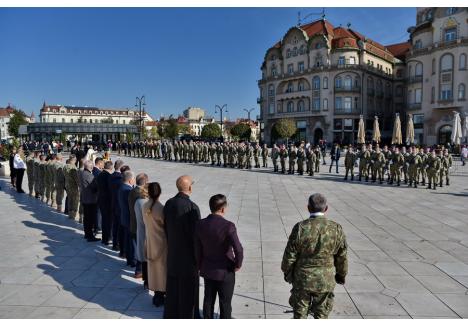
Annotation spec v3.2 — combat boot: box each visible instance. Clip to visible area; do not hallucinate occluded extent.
[365,176,369,182]
[427,183,432,189]
[344,176,348,181]
[351,175,354,181]
[379,178,383,184]
[397,181,400,186]
[446,181,449,186]
[439,181,443,188]
[408,181,413,187]
[414,183,417,188]
[358,175,362,182]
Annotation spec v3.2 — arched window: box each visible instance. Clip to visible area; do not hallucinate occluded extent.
[458,84,466,100]
[287,101,294,112]
[459,54,467,70]
[313,76,320,89]
[440,54,454,100]
[287,82,293,93]
[323,98,328,110]
[344,75,352,89]
[367,77,374,89]
[268,84,274,96]
[335,76,342,88]
[441,53,454,71]
[415,62,423,76]
[297,100,305,112]
[271,64,277,76]
[323,77,328,89]
[298,81,304,91]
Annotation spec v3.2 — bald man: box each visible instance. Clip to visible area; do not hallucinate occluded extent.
[163,175,201,319]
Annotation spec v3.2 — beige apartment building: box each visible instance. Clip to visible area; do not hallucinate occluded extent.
[406,7,467,145]
[39,102,154,125]
[258,7,467,146]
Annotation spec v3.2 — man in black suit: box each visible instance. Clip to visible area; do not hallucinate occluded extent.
[78,160,99,242]
[163,175,201,319]
[195,194,243,319]
[97,160,113,245]
[329,143,341,174]
[109,159,124,253]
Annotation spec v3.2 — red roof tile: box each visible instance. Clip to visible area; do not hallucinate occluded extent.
[386,41,411,60]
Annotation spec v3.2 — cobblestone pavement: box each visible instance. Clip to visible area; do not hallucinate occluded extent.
[1,155,468,318]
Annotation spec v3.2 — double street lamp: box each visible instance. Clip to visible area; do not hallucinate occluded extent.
[215,104,228,134]
[135,96,146,140]
[243,108,255,121]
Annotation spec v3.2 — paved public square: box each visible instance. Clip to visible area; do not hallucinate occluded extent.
[1,155,468,318]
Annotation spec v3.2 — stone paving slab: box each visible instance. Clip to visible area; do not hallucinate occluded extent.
[0,155,467,318]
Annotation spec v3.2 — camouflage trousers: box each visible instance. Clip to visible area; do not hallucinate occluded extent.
[418,167,426,184]
[27,171,34,194]
[427,169,439,186]
[307,159,315,176]
[67,190,80,220]
[315,159,320,172]
[56,185,65,208]
[439,168,449,186]
[289,289,334,319]
[408,165,418,185]
[359,162,368,179]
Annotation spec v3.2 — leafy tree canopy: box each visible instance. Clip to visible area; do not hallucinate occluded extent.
[201,123,222,139]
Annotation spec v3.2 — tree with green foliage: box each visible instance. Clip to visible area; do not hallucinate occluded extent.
[273,118,297,142]
[8,110,28,138]
[229,123,252,141]
[201,123,222,139]
[149,127,159,139]
[178,124,192,135]
[163,119,179,139]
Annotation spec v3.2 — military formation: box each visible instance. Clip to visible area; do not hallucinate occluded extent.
[344,144,453,190]
[117,139,453,191]
[25,151,82,220]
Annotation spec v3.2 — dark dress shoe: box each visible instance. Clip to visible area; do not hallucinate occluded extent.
[87,237,101,242]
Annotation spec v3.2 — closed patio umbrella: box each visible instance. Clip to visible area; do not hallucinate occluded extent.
[372,116,381,143]
[451,111,463,145]
[406,114,415,145]
[392,113,402,145]
[357,115,366,144]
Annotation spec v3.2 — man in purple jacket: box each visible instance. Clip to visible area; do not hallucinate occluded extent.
[195,194,243,319]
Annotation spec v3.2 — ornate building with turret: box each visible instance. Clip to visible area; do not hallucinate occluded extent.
[258,7,467,146]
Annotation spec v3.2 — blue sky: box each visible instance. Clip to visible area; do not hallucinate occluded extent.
[0,7,415,120]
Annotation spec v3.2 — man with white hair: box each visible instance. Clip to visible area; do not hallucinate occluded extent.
[79,160,100,242]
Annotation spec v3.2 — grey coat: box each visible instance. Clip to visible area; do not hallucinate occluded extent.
[79,169,98,204]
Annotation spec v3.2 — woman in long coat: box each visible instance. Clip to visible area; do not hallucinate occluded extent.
[143,182,167,307]
[134,186,149,287]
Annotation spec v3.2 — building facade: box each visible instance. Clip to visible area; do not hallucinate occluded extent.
[39,102,154,125]
[258,8,468,146]
[1,104,35,140]
[406,7,468,145]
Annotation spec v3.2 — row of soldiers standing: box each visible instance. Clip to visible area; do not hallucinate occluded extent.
[343,144,453,190]
[24,151,82,219]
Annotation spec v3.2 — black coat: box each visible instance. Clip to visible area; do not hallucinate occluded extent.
[163,192,201,278]
[96,169,112,205]
[109,172,123,220]
[331,146,341,160]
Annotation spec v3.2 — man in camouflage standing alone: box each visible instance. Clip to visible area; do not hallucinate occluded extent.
[282,193,348,319]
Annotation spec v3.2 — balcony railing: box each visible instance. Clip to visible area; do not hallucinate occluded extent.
[408,75,423,84]
[407,103,422,110]
[334,107,361,115]
[334,85,361,93]
[408,37,468,58]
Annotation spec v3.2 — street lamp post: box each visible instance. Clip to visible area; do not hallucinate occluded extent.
[135,96,146,140]
[215,104,228,137]
[243,108,255,121]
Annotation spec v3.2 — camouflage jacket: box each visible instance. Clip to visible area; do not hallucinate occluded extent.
[344,151,357,167]
[281,216,348,293]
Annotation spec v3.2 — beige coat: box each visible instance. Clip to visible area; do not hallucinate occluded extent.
[143,199,167,292]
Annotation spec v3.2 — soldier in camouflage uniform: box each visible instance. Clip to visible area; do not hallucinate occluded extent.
[245,143,253,169]
[382,145,391,182]
[296,144,305,175]
[390,147,404,186]
[407,147,421,188]
[216,143,223,167]
[344,146,357,181]
[222,142,228,167]
[25,151,36,196]
[279,144,288,174]
[47,154,58,207]
[54,154,66,212]
[41,156,51,203]
[358,145,370,182]
[65,156,80,220]
[401,146,409,184]
[306,145,316,177]
[33,152,42,198]
[36,155,46,200]
[426,150,441,190]
[261,144,268,168]
[253,144,261,168]
[282,193,348,319]
[209,143,216,165]
[417,148,428,186]
[314,146,321,173]
[371,147,385,184]
[193,142,199,164]
[288,145,297,174]
[271,144,279,172]
[439,149,452,187]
